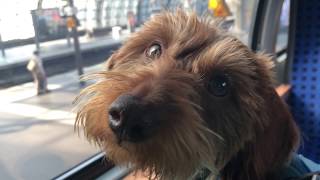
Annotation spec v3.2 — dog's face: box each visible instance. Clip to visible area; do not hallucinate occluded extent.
[75,11,298,180]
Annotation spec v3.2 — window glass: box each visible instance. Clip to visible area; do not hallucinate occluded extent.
[0,0,259,179]
[275,0,290,83]
[225,0,257,44]
[276,0,290,52]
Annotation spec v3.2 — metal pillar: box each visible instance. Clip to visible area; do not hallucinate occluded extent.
[0,34,5,57]
[67,0,84,85]
[31,10,41,52]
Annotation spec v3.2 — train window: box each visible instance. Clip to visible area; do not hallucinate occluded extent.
[0,1,260,179]
[276,0,289,52]
[223,0,258,45]
[275,0,290,84]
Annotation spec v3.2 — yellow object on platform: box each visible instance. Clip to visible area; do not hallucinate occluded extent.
[66,17,76,28]
[208,0,218,9]
[208,0,231,17]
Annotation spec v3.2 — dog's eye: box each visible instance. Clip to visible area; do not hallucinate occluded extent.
[208,74,229,97]
[146,43,162,59]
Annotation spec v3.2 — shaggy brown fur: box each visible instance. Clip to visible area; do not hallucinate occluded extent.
[75,11,299,180]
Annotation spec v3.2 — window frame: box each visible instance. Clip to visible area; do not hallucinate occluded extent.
[53,152,114,180]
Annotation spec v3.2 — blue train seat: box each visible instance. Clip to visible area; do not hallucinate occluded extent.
[288,0,320,163]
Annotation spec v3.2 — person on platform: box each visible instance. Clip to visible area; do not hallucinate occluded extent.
[27,50,49,95]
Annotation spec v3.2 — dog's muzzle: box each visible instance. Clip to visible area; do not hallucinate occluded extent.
[108,94,159,143]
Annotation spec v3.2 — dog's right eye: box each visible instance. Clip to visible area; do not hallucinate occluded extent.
[146,43,162,59]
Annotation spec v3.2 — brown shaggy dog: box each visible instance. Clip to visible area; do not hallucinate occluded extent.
[75,11,299,180]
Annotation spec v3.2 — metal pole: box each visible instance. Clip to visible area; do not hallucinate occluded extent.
[68,0,84,84]
[31,10,41,52]
[66,29,72,47]
[0,34,5,57]
[71,25,84,76]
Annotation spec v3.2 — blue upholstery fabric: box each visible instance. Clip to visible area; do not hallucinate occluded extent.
[288,0,320,163]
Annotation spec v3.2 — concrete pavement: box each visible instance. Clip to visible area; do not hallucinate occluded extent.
[0,29,133,87]
[0,64,105,180]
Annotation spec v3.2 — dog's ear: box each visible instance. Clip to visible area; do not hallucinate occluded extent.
[247,55,300,179]
[251,87,300,178]
[222,54,300,180]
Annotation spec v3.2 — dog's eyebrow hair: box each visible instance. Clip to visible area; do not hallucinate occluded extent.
[175,41,209,60]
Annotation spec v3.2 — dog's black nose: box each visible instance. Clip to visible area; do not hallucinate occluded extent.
[108,94,155,143]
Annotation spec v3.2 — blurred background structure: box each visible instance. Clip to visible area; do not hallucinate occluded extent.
[0,0,260,87]
[0,0,292,179]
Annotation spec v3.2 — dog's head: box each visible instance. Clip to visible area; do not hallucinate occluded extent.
[75,11,299,180]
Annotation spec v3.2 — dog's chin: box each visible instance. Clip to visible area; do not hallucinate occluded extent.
[102,126,222,179]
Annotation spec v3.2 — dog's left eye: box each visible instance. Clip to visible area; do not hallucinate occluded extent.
[208,74,230,97]
[146,43,162,59]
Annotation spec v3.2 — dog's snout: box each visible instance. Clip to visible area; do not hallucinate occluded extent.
[108,106,122,127]
[108,94,138,129]
[108,94,155,143]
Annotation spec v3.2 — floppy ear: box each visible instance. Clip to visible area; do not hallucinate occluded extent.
[221,55,300,180]
[251,87,300,178]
